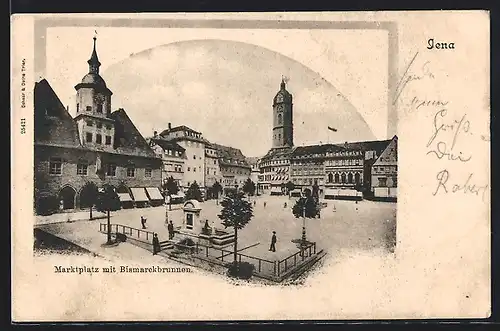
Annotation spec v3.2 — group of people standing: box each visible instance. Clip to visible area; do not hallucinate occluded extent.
[141,215,177,255]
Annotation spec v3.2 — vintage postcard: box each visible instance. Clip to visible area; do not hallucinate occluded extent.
[11,11,490,321]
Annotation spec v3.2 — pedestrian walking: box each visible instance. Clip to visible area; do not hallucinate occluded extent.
[284,202,287,208]
[263,201,267,208]
[152,233,160,255]
[269,231,277,252]
[168,220,175,239]
[140,216,147,229]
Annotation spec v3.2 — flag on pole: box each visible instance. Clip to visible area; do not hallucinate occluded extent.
[328,126,338,132]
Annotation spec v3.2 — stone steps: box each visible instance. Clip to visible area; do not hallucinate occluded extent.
[159,240,174,250]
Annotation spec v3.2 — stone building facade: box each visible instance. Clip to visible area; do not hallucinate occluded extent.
[204,143,221,189]
[257,78,398,200]
[159,124,207,192]
[148,133,186,187]
[210,143,251,195]
[33,38,162,214]
[371,136,398,199]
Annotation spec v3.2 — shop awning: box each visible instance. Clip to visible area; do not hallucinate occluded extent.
[130,187,149,202]
[324,189,338,196]
[146,187,163,201]
[118,192,133,202]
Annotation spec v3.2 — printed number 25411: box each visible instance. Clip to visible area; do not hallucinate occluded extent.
[20,118,26,134]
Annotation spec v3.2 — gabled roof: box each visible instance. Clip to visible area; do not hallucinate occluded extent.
[245,156,260,165]
[160,125,201,136]
[373,136,398,165]
[261,147,293,161]
[292,144,344,157]
[34,79,82,148]
[210,143,250,168]
[110,109,158,158]
[35,79,159,159]
[339,138,393,154]
[149,137,185,152]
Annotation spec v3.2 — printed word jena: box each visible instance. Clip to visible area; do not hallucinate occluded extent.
[427,38,455,50]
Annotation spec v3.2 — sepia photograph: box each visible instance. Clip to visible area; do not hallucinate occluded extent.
[11,12,490,321]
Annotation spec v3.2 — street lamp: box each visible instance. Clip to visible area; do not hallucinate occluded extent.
[301,205,307,244]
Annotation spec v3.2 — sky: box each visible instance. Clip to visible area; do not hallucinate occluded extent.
[44,27,389,157]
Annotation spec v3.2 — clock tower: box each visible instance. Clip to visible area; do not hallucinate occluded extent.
[272,78,293,149]
[74,36,115,150]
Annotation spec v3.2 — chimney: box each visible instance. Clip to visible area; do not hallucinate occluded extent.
[168,123,172,130]
[153,131,158,138]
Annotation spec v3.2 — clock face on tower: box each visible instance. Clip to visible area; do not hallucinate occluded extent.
[276,94,283,103]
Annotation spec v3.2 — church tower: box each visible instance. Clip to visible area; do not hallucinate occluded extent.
[272,78,293,149]
[74,36,115,150]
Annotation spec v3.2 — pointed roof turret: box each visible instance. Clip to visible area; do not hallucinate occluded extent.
[87,36,101,74]
[75,35,112,93]
[273,76,292,105]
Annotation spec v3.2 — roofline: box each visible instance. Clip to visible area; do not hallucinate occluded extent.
[74,113,115,123]
[74,82,113,95]
[34,142,162,160]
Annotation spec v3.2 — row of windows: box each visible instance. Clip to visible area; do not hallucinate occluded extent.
[86,132,112,145]
[185,141,203,148]
[260,159,288,167]
[186,166,202,172]
[86,120,112,130]
[325,159,362,166]
[77,103,106,114]
[163,164,183,172]
[326,173,361,184]
[49,159,152,177]
[373,166,397,173]
[185,131,201,139]
[164,149,183,158]
[292,169,322,176]
[377,177,397,187]
[221,169,250,175]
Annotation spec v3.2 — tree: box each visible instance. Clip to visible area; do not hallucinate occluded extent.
[218,191,254,274]
[95,185,121,244]
[285,181,295,198]
[292,188,321,245]
[312,180,320,202]
[212,181,223,203]
[185,181,203,202]
[242,178,256,197]
[163,176,179,210]
[79,182,98,219]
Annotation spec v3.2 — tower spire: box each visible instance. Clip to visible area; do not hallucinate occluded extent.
[87,36,101,74]
[280,75,287,90]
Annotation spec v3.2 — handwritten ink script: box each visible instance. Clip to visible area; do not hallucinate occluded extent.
[393,52,449,112]
[395,52,488,202]
[432,169,489,202]
[426,109,472,162]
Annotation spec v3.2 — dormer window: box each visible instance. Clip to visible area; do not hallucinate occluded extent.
[86,106,92,112]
